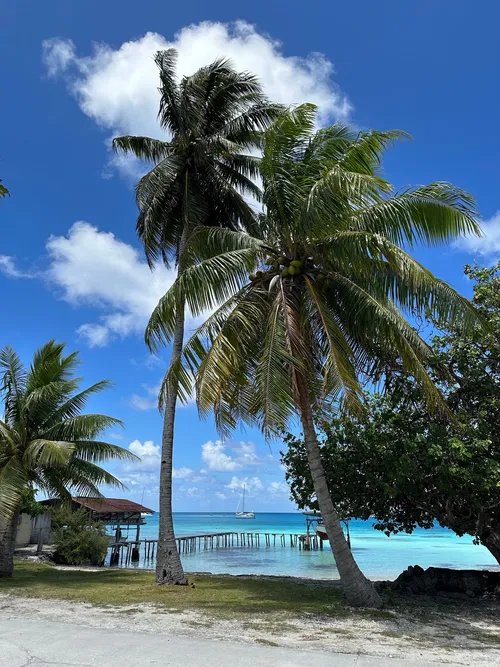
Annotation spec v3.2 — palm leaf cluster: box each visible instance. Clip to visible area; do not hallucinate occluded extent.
[113,49,282,267]
[0,341,136,520]
[146,104,481,436]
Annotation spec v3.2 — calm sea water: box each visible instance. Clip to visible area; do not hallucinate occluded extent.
[115,512,498,580]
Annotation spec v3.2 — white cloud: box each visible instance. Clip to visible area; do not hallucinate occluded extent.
[43,38,76,77]
[0,255,33,279]
[200,439,264,472]
[268,481,289,495]
[122,439,192,488]
[225,476,263,494]
[456,212,500,261]
[44,221,176,346]
[128,439,160,458]
[232,441,261,466]
[216,492,227,500]
[172,467,193,479]
[201,440,241,472]
[42,22,351,178]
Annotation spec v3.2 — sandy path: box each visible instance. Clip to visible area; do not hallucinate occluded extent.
[1,593,500,666]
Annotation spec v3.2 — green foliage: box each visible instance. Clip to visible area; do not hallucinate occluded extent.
[148,106,481,436]
[112,48,282,269]
[282,262,500,561]
[0,179,8,199]
[52,508,109,566]
[0,340,137,521]
[19,488,47,517]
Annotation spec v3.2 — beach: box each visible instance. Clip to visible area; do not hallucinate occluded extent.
[121,512,499,579]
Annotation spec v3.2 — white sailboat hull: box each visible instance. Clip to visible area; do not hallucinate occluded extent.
[235,512,255,519]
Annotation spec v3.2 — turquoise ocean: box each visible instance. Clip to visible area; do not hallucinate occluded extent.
[119,512,498,580]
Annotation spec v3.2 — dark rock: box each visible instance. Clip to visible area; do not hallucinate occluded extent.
[390,566,500,598]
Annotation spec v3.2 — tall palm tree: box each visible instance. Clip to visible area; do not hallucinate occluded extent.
[145,105,481,607]
[113,49,281,585]
[0,340,136,577]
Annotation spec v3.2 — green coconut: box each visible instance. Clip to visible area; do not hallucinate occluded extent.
[278,256,288,265]
[282,267,290,277]
[288,266,298,276]
[290,259,303,269]
[249,274,257,281]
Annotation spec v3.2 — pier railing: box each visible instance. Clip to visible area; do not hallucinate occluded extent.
[108,530,325,566]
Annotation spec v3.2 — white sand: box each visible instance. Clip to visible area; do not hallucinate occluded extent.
[1,592,499,666]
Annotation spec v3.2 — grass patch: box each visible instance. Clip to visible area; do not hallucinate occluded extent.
[1,561,346,621]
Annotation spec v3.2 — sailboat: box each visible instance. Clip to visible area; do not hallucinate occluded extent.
[235,483,255,519]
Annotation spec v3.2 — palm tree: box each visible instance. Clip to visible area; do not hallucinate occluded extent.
[145,105,481,607]
[0,179,8,198]
[0,340,136,577]
[112,49,281,585]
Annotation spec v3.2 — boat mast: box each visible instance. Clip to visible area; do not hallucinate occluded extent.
[242,483,245,513]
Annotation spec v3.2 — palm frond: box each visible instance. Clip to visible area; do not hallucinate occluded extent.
[0,457,27,520]
[112,136,174,163]
[352,182,480,247]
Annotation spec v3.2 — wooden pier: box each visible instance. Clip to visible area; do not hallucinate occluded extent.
[108,531,325,566]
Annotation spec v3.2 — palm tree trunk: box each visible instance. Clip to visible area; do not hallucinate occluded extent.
[156,222,189,586]
[0,508,20,578]
[481,531,500,565]
[295,376,382,608]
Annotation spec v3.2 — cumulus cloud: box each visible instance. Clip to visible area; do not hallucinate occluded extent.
[43,221,177,346]
[172,467,193,479]
[456,212,500,261]
[268,481,289,495]
[201,440,242,472]
[128,439,160,459]
[120,439,193,489]
[201,440,262,472]
[42,22,351,178]
[232,442,261,466]
[225,476,264,494]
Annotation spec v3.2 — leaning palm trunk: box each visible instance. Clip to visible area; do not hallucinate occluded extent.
[296,378,382,607]
[291,306,382,608]
[0,507,20,578]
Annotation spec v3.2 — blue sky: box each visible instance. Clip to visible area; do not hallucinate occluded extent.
[1,1,499,511]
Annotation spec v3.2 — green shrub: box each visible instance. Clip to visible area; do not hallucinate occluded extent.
[52,508,110,566]
[19,487,48,516]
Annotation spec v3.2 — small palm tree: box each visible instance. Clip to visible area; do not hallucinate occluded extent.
[113,49,281,585]
[0,179,8,198]
[146,106,481,607]
[0,340,136,577]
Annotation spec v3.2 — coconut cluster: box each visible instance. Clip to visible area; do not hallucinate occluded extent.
[249,256,326,283]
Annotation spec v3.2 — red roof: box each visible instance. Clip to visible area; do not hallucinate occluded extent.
[72,497,154,514]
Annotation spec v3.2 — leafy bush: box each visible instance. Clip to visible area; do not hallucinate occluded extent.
[19,488,47,517]
[52,508,110,566]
